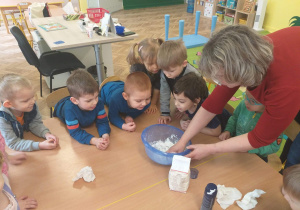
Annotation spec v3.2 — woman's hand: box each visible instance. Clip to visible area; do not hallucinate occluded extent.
[185,144,215,160]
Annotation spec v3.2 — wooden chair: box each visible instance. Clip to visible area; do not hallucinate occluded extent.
[46,87,70,117]
[280,119,300,170]
[17,2,36,47]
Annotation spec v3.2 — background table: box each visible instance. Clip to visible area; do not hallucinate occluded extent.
[0,0,63,34]
[32,16,138,84]
[7,107,290,209]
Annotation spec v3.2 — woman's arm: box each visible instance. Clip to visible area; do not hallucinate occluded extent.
[186,133,254,160]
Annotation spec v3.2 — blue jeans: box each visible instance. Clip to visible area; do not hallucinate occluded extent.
[285,132,300,168]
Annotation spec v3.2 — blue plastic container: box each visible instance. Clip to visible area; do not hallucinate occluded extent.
[187,0,194,13]
[115,26,125,35]
[141,124,191,165]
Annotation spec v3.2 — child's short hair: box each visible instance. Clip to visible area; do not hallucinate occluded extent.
[157,39,187,70]
[173,72,208,102]
[126,38,164,65]
[0,74,32,102]
[67,69,99,99]
[283,164,300,200]
[124,72,151,95]
[199,25,273,87]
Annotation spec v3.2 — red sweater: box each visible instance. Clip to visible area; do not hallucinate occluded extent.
[202,26,300,148]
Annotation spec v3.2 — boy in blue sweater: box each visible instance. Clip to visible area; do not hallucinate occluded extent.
[100,72,152,132]
[54,70,111,150]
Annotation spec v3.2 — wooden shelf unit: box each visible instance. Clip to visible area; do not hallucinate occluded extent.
[213,0,256,27]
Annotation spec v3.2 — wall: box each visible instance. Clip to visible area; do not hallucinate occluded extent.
[263,0,300,32]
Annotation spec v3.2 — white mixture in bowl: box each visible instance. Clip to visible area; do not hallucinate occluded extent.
[149,134,179,152]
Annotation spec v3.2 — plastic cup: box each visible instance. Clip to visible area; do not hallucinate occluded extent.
[115,26,125,35]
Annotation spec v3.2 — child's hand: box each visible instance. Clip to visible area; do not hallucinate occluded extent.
[144,104,157,114]
[39,139,58,150]
[8,152,27,165]
[124,116,134,123]
[122,122,136,132]
[180,119,191,131]
[45,133,59,145]
[167,141,186,153]
[219,131,231,141]
[18,195,38,210]
[158,116,171,124]
[174,108,185,119]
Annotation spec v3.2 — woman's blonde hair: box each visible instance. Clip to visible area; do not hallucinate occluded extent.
[283,164,300,200]
[199,25,274,87]
[127,38,164,65]
[157,39,187,71]
[0,74,32,102]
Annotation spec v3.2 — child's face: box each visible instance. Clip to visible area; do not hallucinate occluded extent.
[163,60,187,79]
[123,90,151,110]
[144,58,159,74]
[174,92,195,113]
[244,91,265,113]
[7,87,35,113]
[71,91,99,111]
[282,187,300,210]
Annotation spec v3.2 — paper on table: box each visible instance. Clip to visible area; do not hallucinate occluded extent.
[236,189,266,210]
[63,2,76,15]
[72,166,96,182]
[217,184,242,209]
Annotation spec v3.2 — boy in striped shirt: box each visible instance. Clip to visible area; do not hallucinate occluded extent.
[54,70,111,150]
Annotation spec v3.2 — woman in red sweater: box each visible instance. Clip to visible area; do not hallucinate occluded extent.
[168,25,300,159]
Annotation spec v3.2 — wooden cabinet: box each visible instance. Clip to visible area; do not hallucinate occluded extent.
[213,0,256,27]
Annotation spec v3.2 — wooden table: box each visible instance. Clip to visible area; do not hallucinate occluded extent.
[0,0,63,34]
[8,110,290,209]
[31,16,138,83]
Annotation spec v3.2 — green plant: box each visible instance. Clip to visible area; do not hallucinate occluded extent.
[289,16,300,26]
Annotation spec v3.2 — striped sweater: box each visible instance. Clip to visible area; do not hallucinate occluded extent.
[54,96,111,145]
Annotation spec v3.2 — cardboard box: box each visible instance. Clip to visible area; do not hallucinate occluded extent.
[216,11,225,22]
[224,13,235,25]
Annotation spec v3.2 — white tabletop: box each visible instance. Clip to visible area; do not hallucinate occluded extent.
[31,16,138,50]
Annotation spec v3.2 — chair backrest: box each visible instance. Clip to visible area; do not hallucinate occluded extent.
[284,119,300,141]
[17,2,32,18]
[10,26,39,68]
[46,87,70,108]
[224,103,234,114]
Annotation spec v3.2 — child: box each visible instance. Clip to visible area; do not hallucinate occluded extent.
[0,74,59,152]
[54,70,111,150]
[0,134,38,210]
[127,38,163,114]
[282,164,300,210]
[100,72,152,132]
[219,90,282,161]
[157,39,201,124]
[173,72,230,136]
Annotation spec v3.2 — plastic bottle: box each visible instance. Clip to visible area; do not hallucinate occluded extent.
[187,0,194,13]
[200,183,218,210]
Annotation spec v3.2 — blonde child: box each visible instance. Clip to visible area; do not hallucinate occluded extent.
[282,164,300,210]
[0,74,59,152]
[173,72,230,136]
[54,70,111,150]
[100,72,152,132]
[0,133,38,210]
[219,90,282,161]
[126,38,164,114]
[157,39,201,124]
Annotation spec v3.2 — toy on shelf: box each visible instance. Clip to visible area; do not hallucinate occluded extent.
[217,0,226,6]
[165,11,217,49]
[216,11,225,22]
[224,13,235,25]
[243,0,256,13]
[239,18,247,25]
[226,0,237,9]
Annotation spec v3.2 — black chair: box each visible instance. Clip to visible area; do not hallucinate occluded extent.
[10,26,85,97]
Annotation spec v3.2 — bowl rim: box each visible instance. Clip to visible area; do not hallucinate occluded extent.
[141,124,191,156]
